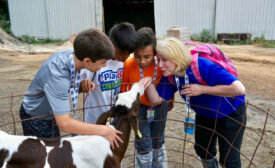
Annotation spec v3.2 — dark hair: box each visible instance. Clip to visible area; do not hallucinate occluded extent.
[136,27,156,51]
[73,28,114,62]
[109,22,137,53]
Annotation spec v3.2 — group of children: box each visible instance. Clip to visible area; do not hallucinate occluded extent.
[80,23,169,168]
[20,21,246,168]
[21,22,170,168]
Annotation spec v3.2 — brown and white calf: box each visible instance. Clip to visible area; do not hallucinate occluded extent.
[0,83,144,168]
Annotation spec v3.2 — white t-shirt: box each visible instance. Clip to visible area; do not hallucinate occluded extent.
[80,59,124,123]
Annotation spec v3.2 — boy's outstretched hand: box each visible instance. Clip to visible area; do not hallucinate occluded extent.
[137,77,153,90]
[80,79,96,93]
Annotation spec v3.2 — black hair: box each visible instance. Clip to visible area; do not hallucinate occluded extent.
[73,28,114,62]
[136,27,156,51]
[109,22,137,53]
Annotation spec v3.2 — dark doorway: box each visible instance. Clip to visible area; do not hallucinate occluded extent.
[103,0,155,35]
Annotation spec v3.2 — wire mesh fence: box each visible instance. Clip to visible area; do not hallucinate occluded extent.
[0,83,274,168]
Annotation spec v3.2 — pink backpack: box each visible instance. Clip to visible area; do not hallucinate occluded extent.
[185,41,238,85]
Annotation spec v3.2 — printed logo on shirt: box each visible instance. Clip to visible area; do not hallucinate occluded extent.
[98,68,123,95]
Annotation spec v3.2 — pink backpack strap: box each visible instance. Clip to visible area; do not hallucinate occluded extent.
[190,53,207,85]
[186,41,211,55]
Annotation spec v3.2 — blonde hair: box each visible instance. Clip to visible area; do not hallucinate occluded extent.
[156,37,192,74]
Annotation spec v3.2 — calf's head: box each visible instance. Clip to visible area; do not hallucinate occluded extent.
[97,83,144,137]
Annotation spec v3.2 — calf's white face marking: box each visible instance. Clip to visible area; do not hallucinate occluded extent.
[115,83,144,109]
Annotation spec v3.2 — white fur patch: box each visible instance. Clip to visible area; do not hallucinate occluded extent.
[40,140,46,146]
[0,130,37,164]
[59,139,64,148]
[0,130,112,168]
[115,83,144,109]
[44,146,54,168]
[63,135,112,168]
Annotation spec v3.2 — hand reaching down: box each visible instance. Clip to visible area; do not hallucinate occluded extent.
[101,124,123,150]
[80,79,96,93]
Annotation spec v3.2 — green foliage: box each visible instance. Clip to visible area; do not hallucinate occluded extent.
[18,35,65,44]
[37,38,65,44]
[18,35,36,43]
[0,19,11,34]
[254,34,266,44]
[253,35,275,48]
[0,2,12,34]
[262,41,275,48]
[190,34,201,41]
[190,29,216,43]
[200,29,216,43]
[190,31,275,48]
[228,40,252,45]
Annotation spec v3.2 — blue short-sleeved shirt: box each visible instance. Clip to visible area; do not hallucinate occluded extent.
[23,49,74,119]
[157,57,245,119]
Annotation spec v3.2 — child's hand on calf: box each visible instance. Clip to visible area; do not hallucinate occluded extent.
[138,77,152,89]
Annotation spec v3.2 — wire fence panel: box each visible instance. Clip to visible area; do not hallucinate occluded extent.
[0,82,274,168]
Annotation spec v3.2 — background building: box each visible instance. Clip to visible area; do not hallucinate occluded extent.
[7,0,275,40]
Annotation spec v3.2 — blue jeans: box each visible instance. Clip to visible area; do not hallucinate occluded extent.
[135,102,168,153]
[20,104,60,138]
[194,104,246,168]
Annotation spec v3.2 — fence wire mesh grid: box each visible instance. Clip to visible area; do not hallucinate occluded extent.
[0,82,274,168]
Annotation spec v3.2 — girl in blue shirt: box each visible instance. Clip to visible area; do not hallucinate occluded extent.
[145,37,246,168]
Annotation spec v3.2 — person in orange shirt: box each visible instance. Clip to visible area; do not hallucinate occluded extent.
[121,27,168,168]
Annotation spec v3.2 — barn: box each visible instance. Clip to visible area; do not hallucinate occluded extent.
[7,0,275,40]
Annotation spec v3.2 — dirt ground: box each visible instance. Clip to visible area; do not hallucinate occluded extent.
[0,30,274,167]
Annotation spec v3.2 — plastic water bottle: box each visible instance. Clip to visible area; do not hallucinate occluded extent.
[184,117,195,135]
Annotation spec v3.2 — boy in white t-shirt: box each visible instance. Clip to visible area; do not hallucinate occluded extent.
[80,22,137,123]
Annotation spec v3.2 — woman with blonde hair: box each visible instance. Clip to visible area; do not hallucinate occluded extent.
[145,37,246,168]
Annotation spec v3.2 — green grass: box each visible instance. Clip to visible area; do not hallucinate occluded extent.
[253,35,275,48]
[1,8,65,45]
[227,40,253,45]
[18,35,66,45]
[226,39,275,48]
[262,41,275,48]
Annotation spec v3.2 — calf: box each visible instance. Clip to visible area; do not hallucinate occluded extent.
[0,83,144,168]
[0,131,117,168]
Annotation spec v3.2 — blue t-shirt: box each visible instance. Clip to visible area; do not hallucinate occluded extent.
[23,49,74,119]
[157,57,245,119]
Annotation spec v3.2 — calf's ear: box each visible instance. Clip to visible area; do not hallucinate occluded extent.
[129,93,140,117]
[107,107,115,117]
[96,108,114,125]
[136,93,140,104]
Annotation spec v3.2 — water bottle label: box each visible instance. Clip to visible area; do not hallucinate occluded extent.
[184,117,195,135]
